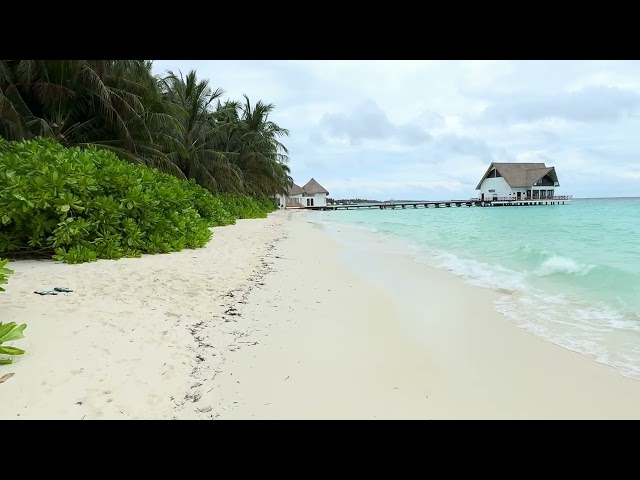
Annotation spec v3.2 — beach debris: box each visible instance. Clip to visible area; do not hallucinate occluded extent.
[76,401,83,405]
[54,287,73,293]
[191,382,203,388]
[0,373,15,384]
[198,406,212,413]
[34,290,58,295]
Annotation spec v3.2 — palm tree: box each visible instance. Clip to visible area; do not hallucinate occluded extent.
[0,60,293,199]
[0,60,181,174]
[159,69,245,192]
[221,95,292,197]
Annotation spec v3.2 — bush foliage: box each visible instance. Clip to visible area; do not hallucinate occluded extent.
[0,258,11,292]
[0,321,27,365]
[0,139,277,264]
[0,258,27,365]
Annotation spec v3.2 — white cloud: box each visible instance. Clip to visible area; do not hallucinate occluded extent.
[318,100,430,146]
[152,60,640,199]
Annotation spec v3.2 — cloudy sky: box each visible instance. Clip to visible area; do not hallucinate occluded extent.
[152,60,640,200]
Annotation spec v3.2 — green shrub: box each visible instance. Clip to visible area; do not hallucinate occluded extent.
[186,182,236,227]
[0,321,27,365]
[0,258,27,365]
[0,258,11,292]
[216,193,274,220]
[0,139,277,264]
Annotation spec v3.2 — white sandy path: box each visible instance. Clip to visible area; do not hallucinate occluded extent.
[0,212,288,420]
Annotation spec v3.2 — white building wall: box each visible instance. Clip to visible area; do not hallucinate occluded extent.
[477,184,558,200]
[478,177,513,198]
[287,194,303,207]
[476,174,559,201]
[313,193,327,207]
[278,190,328,207]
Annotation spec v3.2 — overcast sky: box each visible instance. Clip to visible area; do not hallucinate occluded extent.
[152,60,640,200]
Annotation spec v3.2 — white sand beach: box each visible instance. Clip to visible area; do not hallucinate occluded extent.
[0,214,286,419]
[3,210,640,419]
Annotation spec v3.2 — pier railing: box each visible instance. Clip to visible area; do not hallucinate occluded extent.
[470,195,573,202]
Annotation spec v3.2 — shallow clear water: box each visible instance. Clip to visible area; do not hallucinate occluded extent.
[315,198,640,380]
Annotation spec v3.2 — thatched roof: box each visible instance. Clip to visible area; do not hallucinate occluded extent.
[476,162,559,189]
[302,178,329,195]
[288,183,305,195]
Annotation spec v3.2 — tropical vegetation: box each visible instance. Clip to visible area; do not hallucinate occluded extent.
[0,258,11,292]
[0,138,276,263]
[0,259,27,365]
[0,60,292,196]
[0,60,290,263]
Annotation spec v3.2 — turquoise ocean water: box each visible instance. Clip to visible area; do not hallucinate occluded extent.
[316,198,640,380]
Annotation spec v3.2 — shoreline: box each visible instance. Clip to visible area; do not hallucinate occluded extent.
[213,211,640,419]
[3,209,640,419]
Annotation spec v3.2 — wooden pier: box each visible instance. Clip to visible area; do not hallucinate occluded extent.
[306,196,572,211]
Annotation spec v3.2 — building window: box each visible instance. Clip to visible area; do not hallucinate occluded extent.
[535,174,555,186]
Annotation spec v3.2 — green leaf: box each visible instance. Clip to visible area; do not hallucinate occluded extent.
[0,346,25,356]
[0,323,16,340]
[0,324,26,342]
[0,359,13,365]
[60,205,70,212]
[1,215,9,224]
